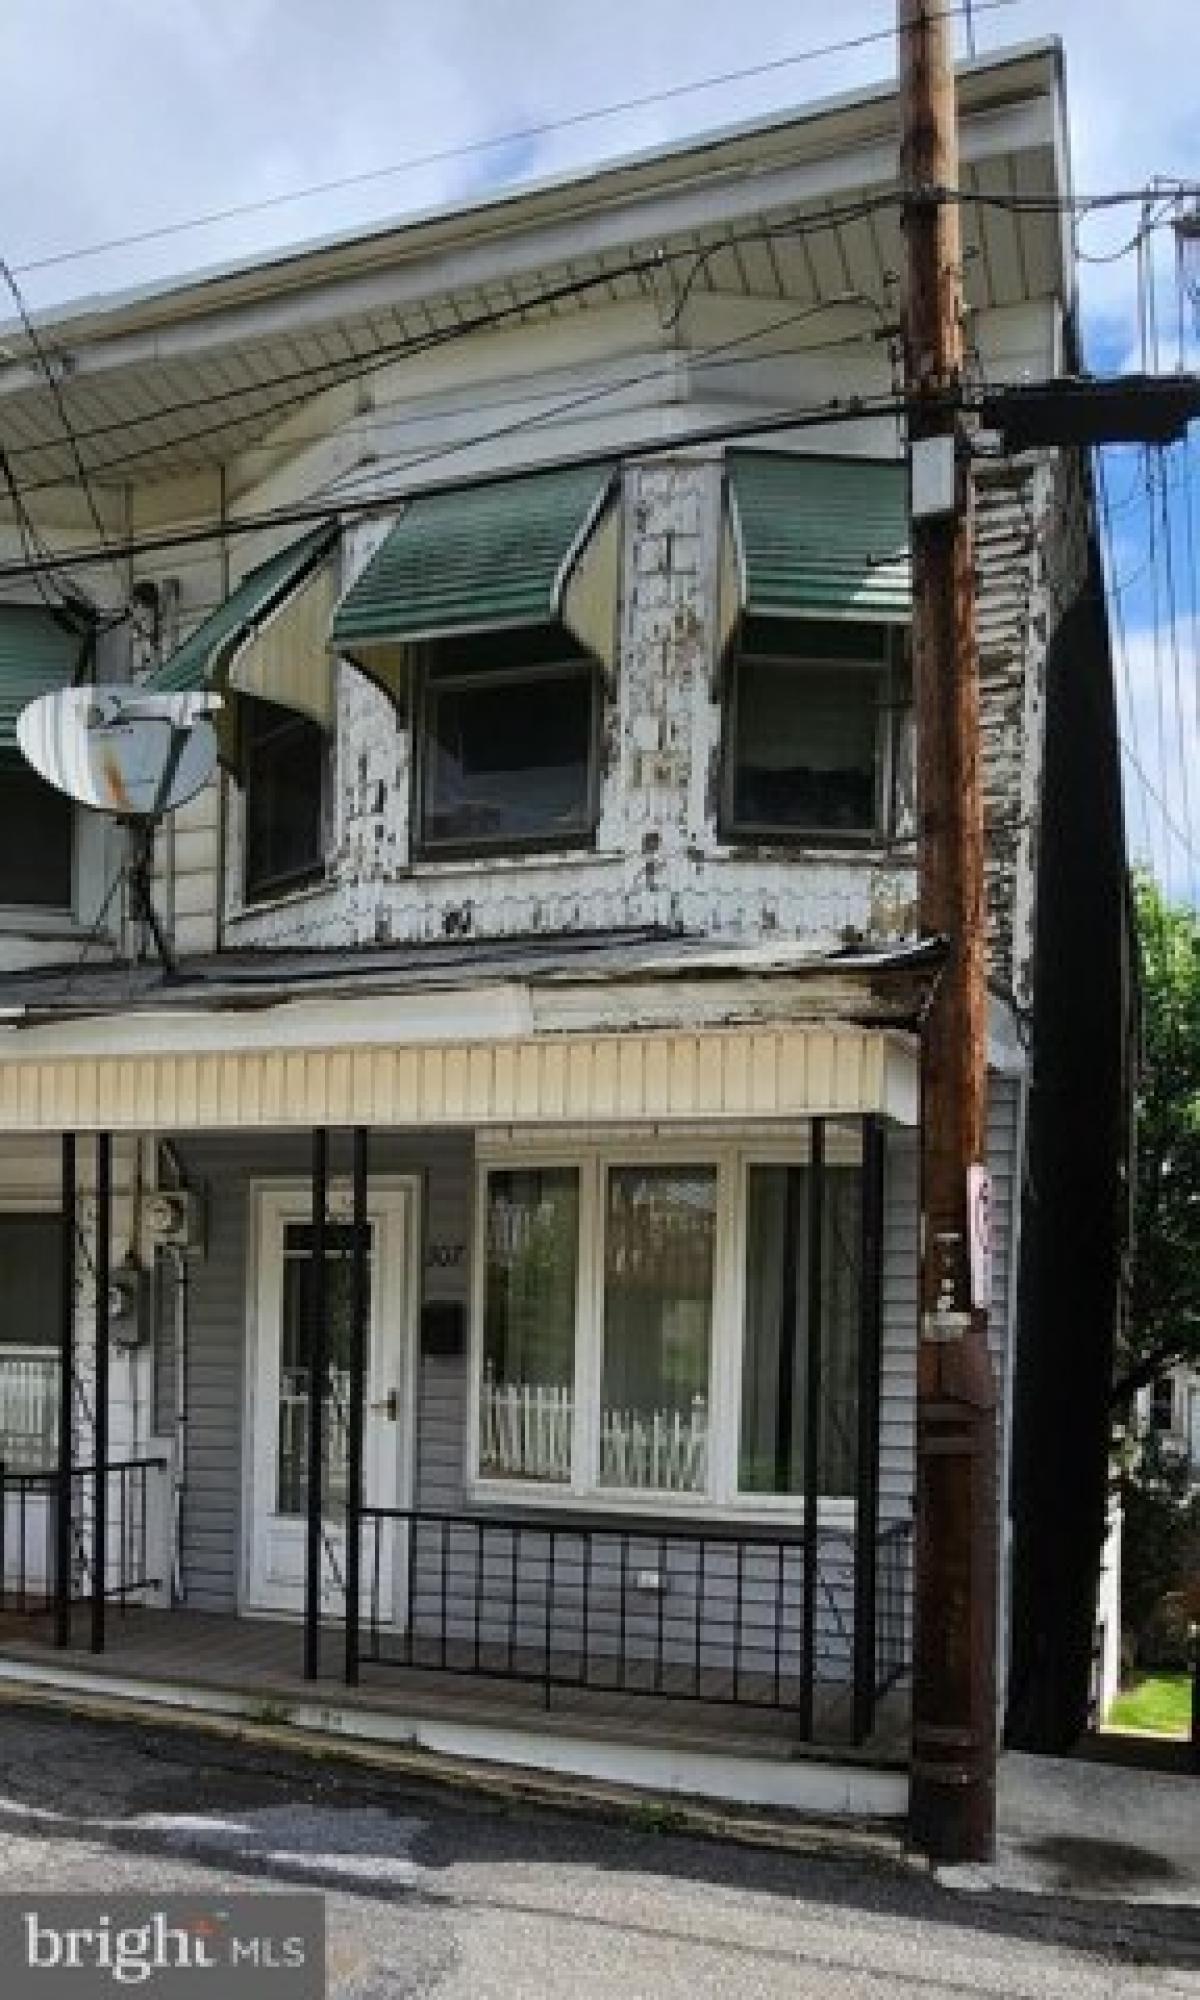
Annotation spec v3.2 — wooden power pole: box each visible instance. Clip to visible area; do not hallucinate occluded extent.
[899,0,997,1861]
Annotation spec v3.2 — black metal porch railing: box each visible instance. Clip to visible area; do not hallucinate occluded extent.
[355,1505,911,1745]
[0,1457,166,1619]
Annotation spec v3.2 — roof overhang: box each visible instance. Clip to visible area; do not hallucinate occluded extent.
[0,935,941,1131]
[0,1018,919,1135]
[0,43,1069,495]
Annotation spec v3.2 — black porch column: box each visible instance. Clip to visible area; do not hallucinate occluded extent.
[345,1127,369,1687]
[798,1117,825,1740]
[853,1116,886,1744]
[54,1134,76,1648]
[91,1132,111,1654]
[304,1127,329,1681]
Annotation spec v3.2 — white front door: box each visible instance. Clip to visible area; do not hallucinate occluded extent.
[246,1182,416,1620]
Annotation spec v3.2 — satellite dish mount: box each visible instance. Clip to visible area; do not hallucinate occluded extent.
[16,686,222,974]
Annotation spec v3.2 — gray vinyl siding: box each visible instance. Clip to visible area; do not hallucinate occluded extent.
[872,1072,1023,1661]
[879,1127,918,1530]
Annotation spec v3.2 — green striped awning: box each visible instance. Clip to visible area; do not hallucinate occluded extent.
[331,463,619,689]
[723,454,911,637]
[0,604,93,751]
[146,523,339,765]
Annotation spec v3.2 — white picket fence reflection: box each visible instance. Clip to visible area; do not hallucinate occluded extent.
[0,1350,59,1472]
[479,1375,708,1492]
[278,1366,352,1517]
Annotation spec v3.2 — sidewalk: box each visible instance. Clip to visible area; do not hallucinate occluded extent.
[937,1750,1200,1906]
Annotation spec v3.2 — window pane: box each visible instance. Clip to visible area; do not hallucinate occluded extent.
[732,656,880,833]
[423,669,592,848]
[0,1215,62,1470]
[739,1162,862,1497]
[480,1169,578,1482]
[244,701,326,900]
[601,1167,714,1492]
[277,1222,371,1520]
[0,764,72,908]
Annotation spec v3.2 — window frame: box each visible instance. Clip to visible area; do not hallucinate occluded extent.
[467,1130,869,1523]
[240,699,330,907]
[412,642,603,862]
[720,619,909,849]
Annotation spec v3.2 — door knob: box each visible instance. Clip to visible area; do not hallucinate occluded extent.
[370,1388,399,1421]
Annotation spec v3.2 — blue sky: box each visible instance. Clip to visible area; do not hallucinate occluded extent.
[0,0,1196,897]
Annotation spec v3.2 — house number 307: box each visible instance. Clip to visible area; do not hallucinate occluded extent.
[426,1242,464,1269]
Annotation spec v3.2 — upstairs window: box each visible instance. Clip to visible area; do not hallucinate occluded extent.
[724,619,906,844]
[242,697,327,903]
[416,630,598,858]
[0,763,73,910]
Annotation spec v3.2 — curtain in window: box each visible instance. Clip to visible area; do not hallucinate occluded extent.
[739,1160,862,1497]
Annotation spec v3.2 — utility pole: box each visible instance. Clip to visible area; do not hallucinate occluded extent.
[899,0,997,1862]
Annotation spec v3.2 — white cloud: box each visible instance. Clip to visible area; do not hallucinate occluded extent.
[1,1,1193,322]
[2,1,1195,901]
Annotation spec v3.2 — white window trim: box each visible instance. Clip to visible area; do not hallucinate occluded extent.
[241,1174,422,1617]
[466,1132,866,1525]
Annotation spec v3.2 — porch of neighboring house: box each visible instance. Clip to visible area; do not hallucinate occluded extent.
[0,1013,933,1808]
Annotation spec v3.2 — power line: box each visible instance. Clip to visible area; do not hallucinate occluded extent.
[1097,452,1157,871]
[314,293,893,503]
[0,257,125,596]
[10,191,910,483]
[0,385,912,586]
[9,181,1195,503]
[9,201,907,497]
[0,310,893,610]
[6,3,1022,288]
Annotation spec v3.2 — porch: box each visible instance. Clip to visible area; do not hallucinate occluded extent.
[0,989,943,1800]
[0,1457,911,1766]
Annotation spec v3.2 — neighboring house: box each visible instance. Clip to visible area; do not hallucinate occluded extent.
[1139,1367,1200,1487]
[0,42,1131,1818]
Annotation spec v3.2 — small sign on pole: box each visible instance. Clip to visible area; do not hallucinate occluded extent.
[968,1163,992,1311]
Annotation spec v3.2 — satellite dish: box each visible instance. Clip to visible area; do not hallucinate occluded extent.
[16,685,224,974]
[17,686,221,818]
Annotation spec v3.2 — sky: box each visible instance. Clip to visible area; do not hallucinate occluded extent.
[0,0,1197,897]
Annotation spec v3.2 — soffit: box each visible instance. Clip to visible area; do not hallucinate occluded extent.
[0,60,1064,493]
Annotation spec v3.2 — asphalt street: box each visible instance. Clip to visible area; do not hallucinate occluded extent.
[0,1705,1194,1998]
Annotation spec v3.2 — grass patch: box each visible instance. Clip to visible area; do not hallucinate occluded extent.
[1108,1673,1192,1736]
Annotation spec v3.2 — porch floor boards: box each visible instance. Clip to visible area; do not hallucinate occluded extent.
[0,1606,909,1767]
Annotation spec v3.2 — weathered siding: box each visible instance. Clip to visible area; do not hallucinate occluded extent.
[173,448,1062,1010]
